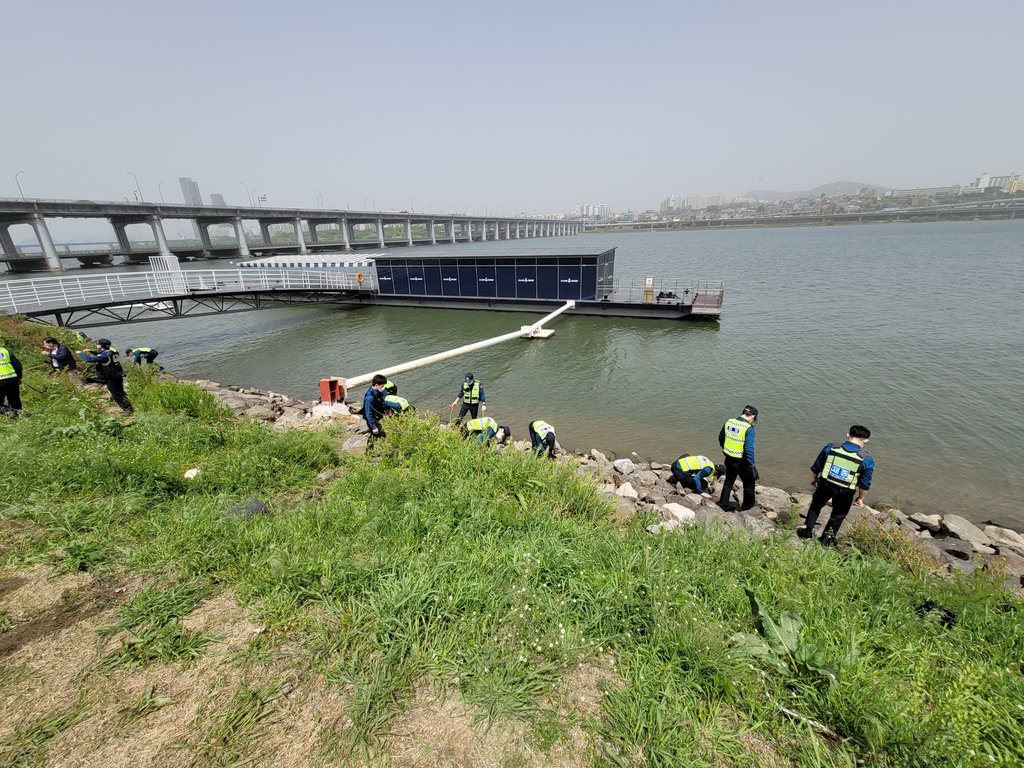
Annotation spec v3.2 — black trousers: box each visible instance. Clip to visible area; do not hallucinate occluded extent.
[802,482,856,542]
[670,465,699,493]
[718,456,756,510]
[105,376,133,412]
[0,379,22,410]
[457,402,480,422]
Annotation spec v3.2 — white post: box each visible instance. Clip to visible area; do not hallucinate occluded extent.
[341,219,352,250]
[430,220,437,244]
[405,219,413,246]
[377,218,385,248]
[450,219,457,243]
[294,218,308,254]
[233,218,250,257]
[29,216,64,271]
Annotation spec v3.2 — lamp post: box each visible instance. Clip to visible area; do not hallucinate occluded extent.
[364,195,376,211]
[126,171,144,202]
[240,183,253,207]
[315,190,324,209]
[157,181,166,204]
[14,170,25,199]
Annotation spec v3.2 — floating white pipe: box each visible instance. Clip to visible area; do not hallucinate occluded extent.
[324,301,575,401]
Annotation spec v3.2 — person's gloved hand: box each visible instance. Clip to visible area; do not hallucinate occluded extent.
[752,466,760,482]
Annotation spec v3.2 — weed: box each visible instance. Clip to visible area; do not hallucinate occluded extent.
[118,685,174,723]
[187,682,283,768]
[0,696,88,768]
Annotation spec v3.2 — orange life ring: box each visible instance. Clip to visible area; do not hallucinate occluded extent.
[355,272,364,284]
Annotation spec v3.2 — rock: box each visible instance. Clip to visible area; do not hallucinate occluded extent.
[941,515,991,545]
[636,470,659,487]
[658,470,674,482]
[244,405,276,421]
[183,468,201,479]
[661,503,696,526]
[935,537,974,561]
[973,542,996,555]
[316,469,337,484]
[274,407,308,428]
[607,494,637,524]
[223,498,269,519]
[679,494,704,511]
[598,483,616,494]
[613,459,636,475]
[988,550,1024,579]
[647,520,680,534]
[754,486,792,517]
[642,493,667,507]
[615,482,638,500]
[946,558,978,577]
[983,525,1024,551]
[514,440,530,452]
[218,394,251,414]
[340,433,369,454]
[650,462,666,471]
[909,513,943,532]
[310,403,350,420]
[591,448,608,462]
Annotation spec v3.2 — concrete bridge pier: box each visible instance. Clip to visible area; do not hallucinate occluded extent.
[307,222,320,246]
[148,216,184,287]
[466,221,474,242]
[233,218,250,257]
[449,220,457,244]
[293,218,308,254]
[430,220,437,245]
[339,219,352,250]
[195,221,214,254]
[110,220,134,256]
[404,219,413,247]
[481,221,488,241]
[260,221,275,247]
[376,219,385,248]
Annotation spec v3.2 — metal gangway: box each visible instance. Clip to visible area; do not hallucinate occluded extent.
[0,268,377,327]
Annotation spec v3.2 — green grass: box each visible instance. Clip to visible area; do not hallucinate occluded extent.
[1,317,1023,767]
[0,696,88,768]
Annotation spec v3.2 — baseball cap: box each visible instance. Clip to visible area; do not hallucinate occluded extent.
[742,405,759,417]
[465,373,474,382]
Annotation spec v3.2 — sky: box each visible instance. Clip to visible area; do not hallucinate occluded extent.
[2,0,1021,224]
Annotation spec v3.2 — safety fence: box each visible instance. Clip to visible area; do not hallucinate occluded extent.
[0,268,376,315]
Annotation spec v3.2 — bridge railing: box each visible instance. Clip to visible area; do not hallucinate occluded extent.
[0,268,375,315]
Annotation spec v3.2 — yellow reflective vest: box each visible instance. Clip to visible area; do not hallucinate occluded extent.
[821,445,866,489]
[722,417,751,458]
[384,395,409,412]
[531,420,554,437]
[674,454,715,475]
[461,381,481,404]
[466,416,497,434]
[0,348,16,380]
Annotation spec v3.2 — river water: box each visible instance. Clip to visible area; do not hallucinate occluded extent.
[9,220,1023,526]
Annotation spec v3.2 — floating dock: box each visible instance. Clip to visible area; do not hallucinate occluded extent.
[239,246,723,320]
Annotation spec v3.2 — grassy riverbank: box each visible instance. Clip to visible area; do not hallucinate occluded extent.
[1,317,1023,767]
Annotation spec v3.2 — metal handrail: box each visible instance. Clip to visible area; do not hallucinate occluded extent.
[0,268,375,315]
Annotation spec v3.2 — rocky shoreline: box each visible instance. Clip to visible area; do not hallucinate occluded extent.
[190,377,1024,594]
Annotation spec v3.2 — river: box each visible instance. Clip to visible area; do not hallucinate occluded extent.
[7,220,1023,526]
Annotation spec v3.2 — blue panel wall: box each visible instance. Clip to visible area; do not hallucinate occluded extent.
[441,265,460,296]
[391,266,409,295]
[477,264,497,297]
[558,265,582,300]
[458,266,478,297]
[424,265,442,295]
[496,265,516,297]
[537,266,559,299]
[580,264,597,300]
[407,264,426,295]
[515,265,537,298]
[377,264,394,294]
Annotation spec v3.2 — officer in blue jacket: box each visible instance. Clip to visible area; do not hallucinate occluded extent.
[797,425,875,545]
[362,374,388,439]
[77,339,133,412]
[671,454,725,495]
[717,405,758,511]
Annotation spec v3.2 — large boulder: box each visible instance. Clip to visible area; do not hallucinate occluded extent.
[983,525,1024,552]
[613,458,636,475]
[606,493,637,524]
[310,402,351,421]
[244,404,276,421]
[909,513,943,532]
[755,486,794,522]
[679,494,704,511]
[218,393,251,414]
[661,503,696,526]
[935,537,974,561]
[942,515,991,546]
[590,448,608,462]
[636,470,659,488]
[615,482,639,500]
[340,433,369,454]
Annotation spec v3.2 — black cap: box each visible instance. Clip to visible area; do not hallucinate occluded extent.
[715,464,726,475]
[97,338,112,348]
[465,373,474,382]
[742,405,758,417]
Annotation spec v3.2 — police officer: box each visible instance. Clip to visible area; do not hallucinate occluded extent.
[717,405,759,511]
[383,378,398,396]
[528,419,556,459]
[77,339,133,412]
[671,454,725,496]
[383,393,412,414]
[125,346,159,365]
[462,416,510,444]
[797,425,875,545]
[362,374,388,439]
[449,373,485,424]
[0,341,24,414]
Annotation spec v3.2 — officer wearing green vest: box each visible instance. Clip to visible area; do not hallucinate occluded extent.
[383,378,398,396]
[449,373,485,424]
[0,342,24,414]
[384,394,412,414]
[528,419,556,459]
[462,416,510,444]
[717,405,759,511]
[126,347,159,365]
[798,425,875,545]
[671,454,726,496]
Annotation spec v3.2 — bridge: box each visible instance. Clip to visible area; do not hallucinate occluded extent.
[0,198,580,272]
[0,267,376,328]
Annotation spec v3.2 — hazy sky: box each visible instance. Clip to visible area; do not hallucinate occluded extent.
[3,0,1021,216]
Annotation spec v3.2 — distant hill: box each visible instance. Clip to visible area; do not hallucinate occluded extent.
[741,181,890,201]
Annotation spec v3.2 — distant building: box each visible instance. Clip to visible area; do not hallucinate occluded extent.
[210,193,227,206]
[973,172,1019,191]
[660,195,683,214]
[886,186,959,199]
[575,203,609,220]
[179,177,203,206]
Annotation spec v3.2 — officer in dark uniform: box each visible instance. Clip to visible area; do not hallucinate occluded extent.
[126,347,159,365]
[77,339,133,412]
[670,454,725,495]
[462,417,510,444]
[0,341,24,414]
[528,419,556,459]
[797,425,875,545]
[717,405,758,511]
[449,373,485,424]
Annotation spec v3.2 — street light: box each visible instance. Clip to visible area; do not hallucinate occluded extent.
[240,183,253,207]
[14,171,25,199]
[157,181,166,204]
[126,171,144,202]
[315,190,324,209]
[364,195,376,211]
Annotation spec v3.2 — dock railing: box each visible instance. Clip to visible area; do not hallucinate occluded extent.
[0,268,376,315]
[598,278,724,312]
